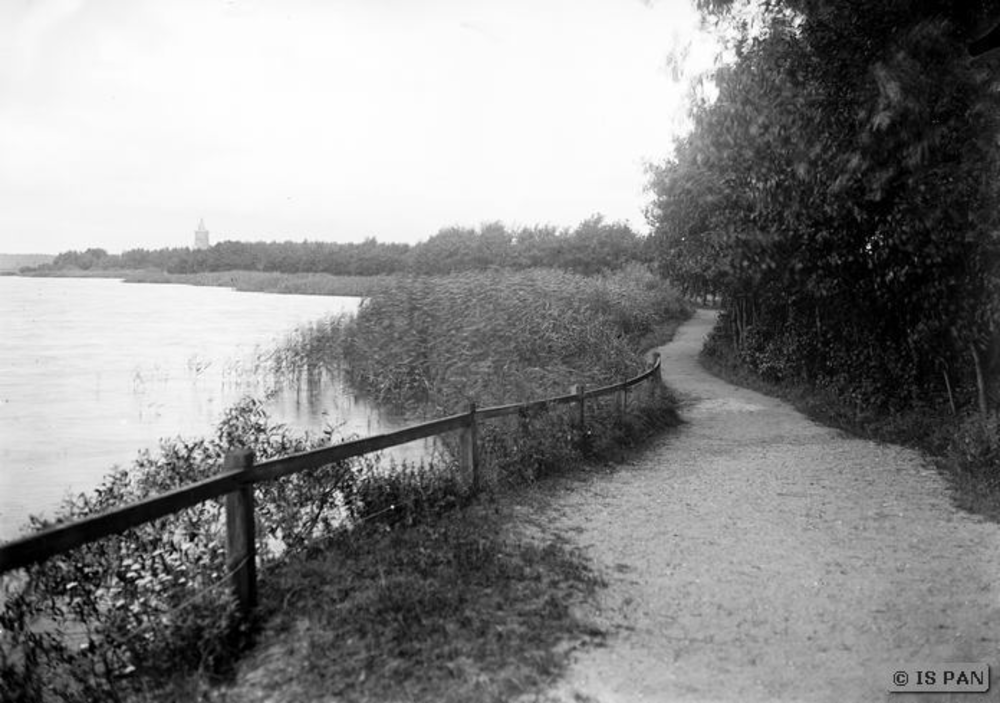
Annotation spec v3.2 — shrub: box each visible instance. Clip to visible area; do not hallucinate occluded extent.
[477,409,581,486]
[0,398,368,701]
[949,413,1000,482]
[343,459,468,529]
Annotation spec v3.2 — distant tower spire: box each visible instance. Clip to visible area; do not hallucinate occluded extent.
[194,218,210,249]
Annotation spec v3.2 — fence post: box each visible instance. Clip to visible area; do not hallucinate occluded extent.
[570,384,586,450]
[223,449,257,617]
[648,352,662,403]
[460,401,480,494]
[616,385,627,420]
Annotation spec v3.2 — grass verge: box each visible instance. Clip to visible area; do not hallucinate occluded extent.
[700,337,1000,523]
[202,503,603,703]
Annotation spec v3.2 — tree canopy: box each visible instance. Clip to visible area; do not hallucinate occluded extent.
[648,0,1000,413]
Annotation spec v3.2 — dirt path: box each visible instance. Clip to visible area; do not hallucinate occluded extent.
[535,309,1000,703]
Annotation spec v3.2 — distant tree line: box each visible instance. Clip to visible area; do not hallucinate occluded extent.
[28,215,650,277]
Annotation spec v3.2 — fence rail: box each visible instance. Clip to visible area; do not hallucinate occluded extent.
[0,352,662,613]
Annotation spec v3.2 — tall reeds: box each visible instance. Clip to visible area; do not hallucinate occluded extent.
[338,265,689,488]
[343,265,687,413]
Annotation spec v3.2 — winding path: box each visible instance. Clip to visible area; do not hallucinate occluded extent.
[538,309,1000,702]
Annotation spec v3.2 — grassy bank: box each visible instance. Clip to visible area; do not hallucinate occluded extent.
[19,268,147,279]
[122,270,389,297]
[20,268,388,297]
[700,320,1000,522]
[202,499,604,703]
[2,266,690,701]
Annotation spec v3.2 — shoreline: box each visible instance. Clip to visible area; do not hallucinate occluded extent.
[17,268,387,296]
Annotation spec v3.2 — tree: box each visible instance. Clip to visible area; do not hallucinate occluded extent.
[649,0,1000,412]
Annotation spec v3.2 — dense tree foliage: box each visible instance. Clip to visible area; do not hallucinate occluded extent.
[410,215,649,275]
[649,0,1000,413]
[30,216,650,278]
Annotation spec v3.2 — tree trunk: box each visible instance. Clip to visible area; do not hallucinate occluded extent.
[941,365,957,416]
[971,343,989,417]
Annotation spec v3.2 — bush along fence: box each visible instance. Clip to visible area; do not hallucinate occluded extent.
[0,353,662,617]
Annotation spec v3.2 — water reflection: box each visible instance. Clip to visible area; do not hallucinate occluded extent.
[268,363,435,463]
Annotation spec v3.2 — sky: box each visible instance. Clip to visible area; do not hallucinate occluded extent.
[0,0,718,254]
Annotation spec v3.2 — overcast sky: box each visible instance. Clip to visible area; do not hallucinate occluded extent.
[0,0,717,254]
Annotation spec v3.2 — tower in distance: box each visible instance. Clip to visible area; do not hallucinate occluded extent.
[194,219,210,250]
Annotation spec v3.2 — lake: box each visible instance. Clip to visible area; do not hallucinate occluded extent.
[0,276,400,541]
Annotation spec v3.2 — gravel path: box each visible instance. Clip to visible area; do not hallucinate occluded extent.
[537,309,1000,703]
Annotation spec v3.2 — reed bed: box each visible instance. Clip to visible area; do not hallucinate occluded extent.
[343,264,687,413]
[272,264,690,488]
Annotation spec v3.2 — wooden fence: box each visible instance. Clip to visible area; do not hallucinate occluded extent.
[0,353,662,614]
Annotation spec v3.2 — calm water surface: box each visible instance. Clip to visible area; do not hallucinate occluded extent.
[0,277,400,540]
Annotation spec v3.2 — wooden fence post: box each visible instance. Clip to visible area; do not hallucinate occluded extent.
[648,352,662,403]
[570,384,586,449]
[224,449,257,616]
[616,385,627,420]
[460,401,480,494]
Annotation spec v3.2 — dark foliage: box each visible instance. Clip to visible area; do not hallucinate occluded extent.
[649,0,1000,416]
